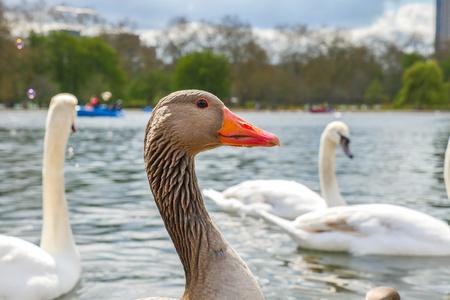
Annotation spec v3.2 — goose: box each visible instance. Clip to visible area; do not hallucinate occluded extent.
[203,121,353,219]
[139,90,279,300]
[0,93,80,299]
[256,138,450,256]
[365,286,400,300]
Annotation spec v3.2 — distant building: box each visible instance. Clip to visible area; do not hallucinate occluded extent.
[436,0,450,51]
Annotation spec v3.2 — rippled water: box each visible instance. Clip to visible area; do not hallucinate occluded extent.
[0,109,450,300]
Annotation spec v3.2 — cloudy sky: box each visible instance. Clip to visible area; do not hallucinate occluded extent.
[4,0,436,45]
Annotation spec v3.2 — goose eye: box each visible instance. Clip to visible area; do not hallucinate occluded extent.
[196,99,209,109]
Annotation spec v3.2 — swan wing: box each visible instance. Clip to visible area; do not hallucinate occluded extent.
[205,180,326,219]
[203,188,245,211]
[292,204,450,256]
[0,235,63,300]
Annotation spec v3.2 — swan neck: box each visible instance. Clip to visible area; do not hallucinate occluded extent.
[144,133,264,299]
[445,139,450,201]
[40,123,78,262]
[319,137,346,207]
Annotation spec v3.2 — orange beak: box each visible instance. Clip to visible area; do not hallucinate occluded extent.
[218,107,280,148]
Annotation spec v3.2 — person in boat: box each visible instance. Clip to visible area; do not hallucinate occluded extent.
[89,95,99,108]
[108,99,122,111]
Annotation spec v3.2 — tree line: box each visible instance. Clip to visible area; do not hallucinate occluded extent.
[1,0,450,109]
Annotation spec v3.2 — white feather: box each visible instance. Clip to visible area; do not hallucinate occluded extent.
[0,94,80,300]
[258,138,450,256]
[203,121,351,219]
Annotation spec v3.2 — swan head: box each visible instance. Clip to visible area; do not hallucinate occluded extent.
[47,93,78,137]
[322,121,353,158]
[145,90,280,155]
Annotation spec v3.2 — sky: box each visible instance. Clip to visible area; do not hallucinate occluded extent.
[3,0,436,46]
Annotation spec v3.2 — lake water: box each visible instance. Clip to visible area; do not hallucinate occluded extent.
[0,109,449,300]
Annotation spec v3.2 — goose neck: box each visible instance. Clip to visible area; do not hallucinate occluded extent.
[145,138,264,299]
[146,143,216,279]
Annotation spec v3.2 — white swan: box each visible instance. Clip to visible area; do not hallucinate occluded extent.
[203,121,353,219]
[0,94,80,299]
[257,138,450,256]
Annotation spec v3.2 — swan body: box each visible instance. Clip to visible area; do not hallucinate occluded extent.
[259,203,450,256]
[203,180,326,219]
[258,138,450,256]
[0,93,80,300]
[203,121,352,219]
[142,90,279,299]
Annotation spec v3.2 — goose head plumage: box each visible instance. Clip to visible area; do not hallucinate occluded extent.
[146,89,279,155]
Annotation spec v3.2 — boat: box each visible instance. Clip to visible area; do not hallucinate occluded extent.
[309,106,334,113]
[142,106,153,112]
[76,104,124,117]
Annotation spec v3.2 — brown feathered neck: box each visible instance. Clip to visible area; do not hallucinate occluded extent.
[144,120,221,292]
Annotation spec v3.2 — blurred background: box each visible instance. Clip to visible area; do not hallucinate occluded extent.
[0,0,448,111]
[1,1,450,299]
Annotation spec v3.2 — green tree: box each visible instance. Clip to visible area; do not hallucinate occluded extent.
[127,69,172,106]
[18,31,56,106]
[401,52,425,69]
[299,32,382,104]
[439,56,450,82]
[363,78,388,104]
[32,31,126,103]
[78,35,126,100]
[371,39,404,102]
[101,32,164,80]
[394,60,448,108]
[0,0,20,104]
[173,51,231,99]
